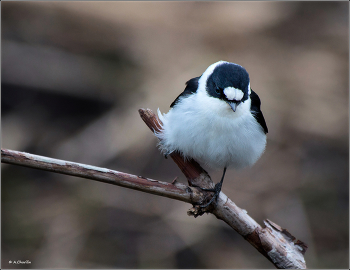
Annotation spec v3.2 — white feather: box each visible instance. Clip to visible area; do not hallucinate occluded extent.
[156,90,266,170]
[224,87,244,101]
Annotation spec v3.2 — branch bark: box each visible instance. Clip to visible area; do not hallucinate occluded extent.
[1,108,308,269]
[1,148,203,204]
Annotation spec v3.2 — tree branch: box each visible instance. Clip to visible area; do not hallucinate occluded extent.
[1,148,202,203]
[1,108,308,269]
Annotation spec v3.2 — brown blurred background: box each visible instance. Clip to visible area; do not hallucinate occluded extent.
[1,2,348,269]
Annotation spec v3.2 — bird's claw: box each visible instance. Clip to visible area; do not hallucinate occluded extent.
[199,182,222,208]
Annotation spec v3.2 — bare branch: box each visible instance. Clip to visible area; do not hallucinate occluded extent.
[1,148,203,203]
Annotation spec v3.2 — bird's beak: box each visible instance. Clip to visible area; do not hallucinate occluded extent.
[227,102,237,112]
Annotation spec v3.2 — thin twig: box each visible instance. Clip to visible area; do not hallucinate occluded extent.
[1,148,203,203]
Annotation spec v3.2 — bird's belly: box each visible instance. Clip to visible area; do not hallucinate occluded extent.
[162,111,266,169]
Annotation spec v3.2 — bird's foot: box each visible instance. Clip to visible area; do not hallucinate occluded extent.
[199,182,223,208]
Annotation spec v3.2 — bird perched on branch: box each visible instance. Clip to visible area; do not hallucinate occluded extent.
[156,61,268,207]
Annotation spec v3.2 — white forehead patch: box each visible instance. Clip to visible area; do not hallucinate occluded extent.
[223,87,244,101]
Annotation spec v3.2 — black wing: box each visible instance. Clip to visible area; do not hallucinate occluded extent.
[250,89,268,134]
[170,76,200,108]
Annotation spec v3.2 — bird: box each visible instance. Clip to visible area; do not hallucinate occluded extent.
[156,60,268,207]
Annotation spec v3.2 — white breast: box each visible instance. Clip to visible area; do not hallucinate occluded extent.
[157,91,266,170]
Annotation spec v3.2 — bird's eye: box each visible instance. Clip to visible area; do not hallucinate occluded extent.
[215,87,220,94]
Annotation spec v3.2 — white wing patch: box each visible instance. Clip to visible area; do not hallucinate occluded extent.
[223,87,244,101]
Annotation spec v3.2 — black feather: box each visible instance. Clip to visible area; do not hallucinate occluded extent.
[170,76,200,108]
[250,89,268,134]
[206,63,250,103]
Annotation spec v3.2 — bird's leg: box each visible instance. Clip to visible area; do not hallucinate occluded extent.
[199,167,227,208]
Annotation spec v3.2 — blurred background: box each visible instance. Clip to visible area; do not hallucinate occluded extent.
[1,1,348,269]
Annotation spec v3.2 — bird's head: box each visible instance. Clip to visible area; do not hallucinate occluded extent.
[200,61,251,112]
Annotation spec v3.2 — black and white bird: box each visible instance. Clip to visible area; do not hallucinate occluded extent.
[156,61,268,207]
